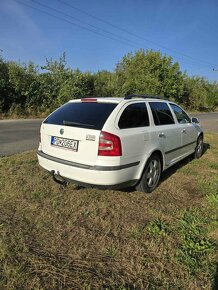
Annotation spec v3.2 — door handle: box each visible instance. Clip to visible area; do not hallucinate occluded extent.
[158,132,165,138]
[182,129,186,133]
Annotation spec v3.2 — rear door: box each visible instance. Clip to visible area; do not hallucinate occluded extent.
[40,101,117,165]
[115,102,151,165]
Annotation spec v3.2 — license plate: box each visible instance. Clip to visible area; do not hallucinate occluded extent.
[51,136,79,151]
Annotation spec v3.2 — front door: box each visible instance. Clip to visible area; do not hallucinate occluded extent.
[148,102,182,166]
[169,103,197,156]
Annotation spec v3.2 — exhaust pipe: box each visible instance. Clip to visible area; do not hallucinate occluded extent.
[50,170,68,187]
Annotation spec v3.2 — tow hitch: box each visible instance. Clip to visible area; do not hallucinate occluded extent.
[50,170,68,188]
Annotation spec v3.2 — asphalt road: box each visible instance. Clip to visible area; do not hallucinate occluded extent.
[0,112,218,157]
[191,112,218,134]
[0,119,43,157]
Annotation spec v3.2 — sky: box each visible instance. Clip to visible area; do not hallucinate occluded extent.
[0,0,218,81]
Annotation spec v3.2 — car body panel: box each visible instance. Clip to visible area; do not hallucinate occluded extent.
[40,123,100,166]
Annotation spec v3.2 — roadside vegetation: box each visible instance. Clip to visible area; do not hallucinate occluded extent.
[0,133,217,289]
[0,50,218,119]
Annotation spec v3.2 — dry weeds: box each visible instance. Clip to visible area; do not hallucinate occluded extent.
[0,133,217,289]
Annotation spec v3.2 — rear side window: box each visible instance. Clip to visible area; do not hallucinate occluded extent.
[149,102,175,125]
[170,103,191,124]
[118,103,149,129]
[44,102,117,130]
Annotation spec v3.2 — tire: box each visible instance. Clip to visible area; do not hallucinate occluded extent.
[194,135,204,159]
[136,154,161,193]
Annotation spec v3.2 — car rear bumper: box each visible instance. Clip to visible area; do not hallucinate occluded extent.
[37,150,139,188]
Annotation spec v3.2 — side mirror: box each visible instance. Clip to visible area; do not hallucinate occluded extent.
[191,117,199,124]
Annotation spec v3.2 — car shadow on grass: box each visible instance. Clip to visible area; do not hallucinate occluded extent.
[159,142,210,185]
[74,143,210,193]
[121,142,210,193]
[202,142,210,155]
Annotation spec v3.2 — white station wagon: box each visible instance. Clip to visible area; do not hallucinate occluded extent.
[37,95,204,193]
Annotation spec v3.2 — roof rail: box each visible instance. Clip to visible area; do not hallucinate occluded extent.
[124,94,167,100]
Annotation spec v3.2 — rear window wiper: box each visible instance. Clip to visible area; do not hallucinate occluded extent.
[63,120,95,128]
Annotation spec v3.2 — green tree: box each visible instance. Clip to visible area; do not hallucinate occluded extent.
[0,57,11,112]
[57,69,94,105]
[183,76,211,110]
[6,61,40,115]
[0,51,217,116]
[205,82,218,109]
[93,70,114,97]
[40,52,69,111]
[113,49,184,101]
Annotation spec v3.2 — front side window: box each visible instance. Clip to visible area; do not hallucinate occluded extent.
[170,103,191,124]
[149,102,175,125]
[118,103,150,129]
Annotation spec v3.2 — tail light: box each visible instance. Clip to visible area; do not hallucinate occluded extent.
[98,131,122,156]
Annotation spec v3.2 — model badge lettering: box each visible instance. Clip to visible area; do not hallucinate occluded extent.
[86,134,96,141]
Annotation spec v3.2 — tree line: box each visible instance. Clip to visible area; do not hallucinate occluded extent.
[0,50,217,117]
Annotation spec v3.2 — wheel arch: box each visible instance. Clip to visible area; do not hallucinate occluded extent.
[136,149,164,193]
[198,131,204,139]
[138,149,165,181]
[151,149,164,172]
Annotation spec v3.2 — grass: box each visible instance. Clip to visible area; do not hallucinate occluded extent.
[0,133,217,289]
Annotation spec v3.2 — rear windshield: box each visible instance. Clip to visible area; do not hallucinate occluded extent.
[44,102,117,130]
